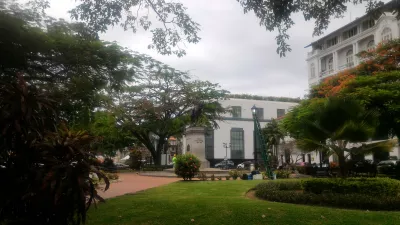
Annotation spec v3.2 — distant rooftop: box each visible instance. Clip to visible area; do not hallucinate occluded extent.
[226,94,301,103]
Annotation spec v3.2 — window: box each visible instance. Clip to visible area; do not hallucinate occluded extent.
[310,63,316,78]
[326,37,338,48]
[230,128,244,159]
[382,27,392,42]
[255,108,264,120]
[328,57,333,73]
[343,26,358,40]
[231,106,241,118]
[367,40,375,51]
[346,49,354,67]
[362,19,375,31]
[277,109,285,118]
[204,128,214,159]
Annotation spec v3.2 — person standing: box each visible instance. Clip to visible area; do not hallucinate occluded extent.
[172,154,177,169]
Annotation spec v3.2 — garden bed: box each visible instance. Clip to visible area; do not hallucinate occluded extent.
[253,178,400,211]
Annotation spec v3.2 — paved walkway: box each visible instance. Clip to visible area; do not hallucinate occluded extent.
[98,173,180,199]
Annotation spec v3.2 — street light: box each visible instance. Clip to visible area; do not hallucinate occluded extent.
[251,105,257,115]
[251,105,258,163]
[223,142,231,160]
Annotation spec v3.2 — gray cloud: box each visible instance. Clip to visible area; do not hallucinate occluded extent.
[44,0,390,99]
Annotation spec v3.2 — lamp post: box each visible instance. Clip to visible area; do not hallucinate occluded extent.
[251,105,258,163]
[223,142,231,160]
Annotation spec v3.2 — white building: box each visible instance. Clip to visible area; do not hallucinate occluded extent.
[183,98,301,166]
[306,3,398,86]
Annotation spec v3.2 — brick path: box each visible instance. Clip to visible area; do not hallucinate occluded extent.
[98,173,180,199]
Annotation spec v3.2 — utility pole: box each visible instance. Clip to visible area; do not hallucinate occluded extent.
[223,142,231,160]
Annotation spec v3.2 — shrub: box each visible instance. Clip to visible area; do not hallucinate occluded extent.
[225,176,231,180]
[229,169,242,180]
[217,176,222,181]
[211,174,215,181]
[275,169,291,179]
[174,154,201,180]
[302,178,400,197]
[255,180,302,192]
[255,187,400,211]
[241,173,248,180]
[103,158,115,168]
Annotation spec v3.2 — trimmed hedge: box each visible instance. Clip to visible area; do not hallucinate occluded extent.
[254,178,400,211]
[302,178,400,197]
[141,165,173,171]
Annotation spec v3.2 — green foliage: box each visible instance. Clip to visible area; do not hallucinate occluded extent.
[282,97,395,176]
[217,176,222,181]
[301,178,400,197]
[275,169,291,179]
[128,149,142,170]
[174,154,201,180]
[225,176,231,180]
[229,169,242,180]
[0,76,109,225]
[241,173,248,180]
[255,179,400,211]
[263,119,285,159]
[116,62,228,165]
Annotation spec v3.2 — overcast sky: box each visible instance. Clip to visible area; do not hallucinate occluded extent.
[43,0,390,98]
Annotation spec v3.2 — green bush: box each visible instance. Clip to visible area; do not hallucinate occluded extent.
[296,166,306,174]
[225,176,231,180]
[275,169,291,179]
[229,169,242,180]
[174,154,201,180]
[241,173,248,180]
[255,180,302,192]
[255,187,400,211]
[217,176,222,181]
[211,174,215,181]
[302,178,400,197]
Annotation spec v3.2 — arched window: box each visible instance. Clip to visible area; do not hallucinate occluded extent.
[367,40,375,51]
[346,49,354,67]
[310,63,316,78]
[328,57,333,72]
[381,27,392,42]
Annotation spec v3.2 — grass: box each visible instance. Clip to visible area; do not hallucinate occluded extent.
[87,180,400,225]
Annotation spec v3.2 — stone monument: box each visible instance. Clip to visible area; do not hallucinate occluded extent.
[184,127,210,169]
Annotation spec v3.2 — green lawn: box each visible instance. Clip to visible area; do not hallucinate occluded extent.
[87,180,400,225]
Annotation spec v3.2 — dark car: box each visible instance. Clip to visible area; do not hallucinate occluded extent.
[215,160,235,169]
[377,160,400,177]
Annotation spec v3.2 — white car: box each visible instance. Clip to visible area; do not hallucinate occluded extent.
[237,163,245,169]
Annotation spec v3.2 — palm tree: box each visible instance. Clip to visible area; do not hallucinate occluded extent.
[263,119,285,166]
[283,97,395,177]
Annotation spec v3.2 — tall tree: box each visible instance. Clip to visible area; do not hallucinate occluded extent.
[262,119,285,166]
[30,0,400,57]
[115,58,228,165]
[282,97,394,177]
[0,1,138,125]
[310,40,400,140]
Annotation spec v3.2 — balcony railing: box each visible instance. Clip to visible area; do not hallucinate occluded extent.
[338,62,355,71]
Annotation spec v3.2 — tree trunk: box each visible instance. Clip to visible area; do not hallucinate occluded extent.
[338,150,347,177]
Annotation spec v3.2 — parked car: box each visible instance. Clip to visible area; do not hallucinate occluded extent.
[377,160,400,177]
[237,161,254,169]
[215,160,234,169]
[115,163,130,170]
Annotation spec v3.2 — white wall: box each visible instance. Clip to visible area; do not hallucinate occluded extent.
[213,98,298,160]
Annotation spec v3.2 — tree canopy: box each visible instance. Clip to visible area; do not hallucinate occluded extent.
[310,39,400,139]
[282,97,394,176]
[26,0,400,57]
[114,58,228,164]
